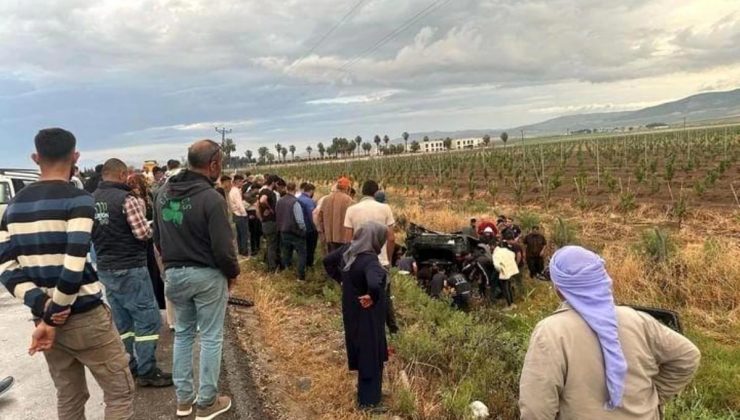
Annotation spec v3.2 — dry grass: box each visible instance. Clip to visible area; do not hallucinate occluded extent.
[230,188,740,418]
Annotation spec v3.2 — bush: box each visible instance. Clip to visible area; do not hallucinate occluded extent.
[517,211,541,232]
[551,217,579,248]
[636,228,676,263]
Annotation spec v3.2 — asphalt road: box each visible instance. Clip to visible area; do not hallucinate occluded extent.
[0,291,267,420]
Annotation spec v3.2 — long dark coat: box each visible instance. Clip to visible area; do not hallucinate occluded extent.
[324,246,389,376]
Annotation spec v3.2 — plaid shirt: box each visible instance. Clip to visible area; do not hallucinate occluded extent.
[124,195,152,241]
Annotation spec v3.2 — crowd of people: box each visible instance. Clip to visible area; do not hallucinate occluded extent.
[0,128,703,419]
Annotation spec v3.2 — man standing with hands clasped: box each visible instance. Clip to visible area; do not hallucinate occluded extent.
[154,139,240,420]
[0,128,134,419]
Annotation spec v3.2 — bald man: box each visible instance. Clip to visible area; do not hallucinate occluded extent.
[153,139,239,419]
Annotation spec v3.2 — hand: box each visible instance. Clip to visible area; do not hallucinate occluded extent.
[29,322,56,355]
[228,278,237,293]
[45,300,71,326]
[358,294,374,309]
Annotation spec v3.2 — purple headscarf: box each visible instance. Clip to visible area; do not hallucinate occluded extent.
[549,246,627,410]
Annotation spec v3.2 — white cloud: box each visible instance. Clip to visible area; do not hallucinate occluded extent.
[306,90,399,105]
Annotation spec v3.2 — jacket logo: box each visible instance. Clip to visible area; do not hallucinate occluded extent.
[94,201,109,226]
[162,198,191,226]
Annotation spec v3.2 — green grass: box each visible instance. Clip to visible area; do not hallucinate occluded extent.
[245,259,739,419]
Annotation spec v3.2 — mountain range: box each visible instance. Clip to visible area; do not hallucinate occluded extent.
[403,88,740,141]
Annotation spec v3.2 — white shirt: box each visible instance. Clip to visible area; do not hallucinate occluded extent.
[228,186,247,216]
[344,196,395,266]
[493,246,519,280]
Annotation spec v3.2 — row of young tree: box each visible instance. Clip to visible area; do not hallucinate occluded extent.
[220,131,510,167]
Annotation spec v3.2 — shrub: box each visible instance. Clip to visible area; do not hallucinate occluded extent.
[517,211,541,232]
[551,217,579,248]
[636,228,676,263]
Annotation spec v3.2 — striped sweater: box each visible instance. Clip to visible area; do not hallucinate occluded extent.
[0,180,102,325]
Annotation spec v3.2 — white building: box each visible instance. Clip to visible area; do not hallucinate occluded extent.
[419,137,484,153]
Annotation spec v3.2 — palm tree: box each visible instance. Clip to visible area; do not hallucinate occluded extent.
[289,145,296,160]
[354,136,362,157]
[362,142,372,156]
[317,142,325,159]
[280,147,288,162]
[348,141,357,156]
[245,149,253,163]
[221,138,236,167]
[383,135,390,149]
[257,147,268,164]
[373,135,381,154]
[402,131,409,152]
[274,143,282,158]
[500,131,509,147]
[482,134,491,147]
[306,145,313,159]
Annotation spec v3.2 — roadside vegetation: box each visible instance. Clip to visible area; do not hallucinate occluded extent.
[232,195,739,419]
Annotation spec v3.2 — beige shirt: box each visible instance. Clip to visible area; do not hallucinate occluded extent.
[492,246,519,279]
[344,197,395,266]
[228,186,246,217]
[316,191,353,244]
[519,303,701,420]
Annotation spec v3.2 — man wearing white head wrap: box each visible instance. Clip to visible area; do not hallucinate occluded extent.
[519,246,701,420]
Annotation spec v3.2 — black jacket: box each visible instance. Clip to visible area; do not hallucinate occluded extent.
[153,170,240,279]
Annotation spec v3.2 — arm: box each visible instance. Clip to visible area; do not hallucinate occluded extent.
[363,261,387,304]
[292,201,306,231]
[0,215,49,317]
[342,206,353,242]
[641,312,701,402]
[323,245,345,283]
[519,322,564,420]
[45,197,96,326]
[207,195,240,279]
[124,195,152,241]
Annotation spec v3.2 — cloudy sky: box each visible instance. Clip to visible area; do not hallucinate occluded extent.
[1,0,739,168]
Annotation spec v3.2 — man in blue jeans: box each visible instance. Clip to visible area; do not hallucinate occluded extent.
[154,140,240,420]
[92,158,172,387]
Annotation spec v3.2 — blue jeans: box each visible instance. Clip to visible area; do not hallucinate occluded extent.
[233,215,250,256]
[165,266,228,407]
[98,266,161,376]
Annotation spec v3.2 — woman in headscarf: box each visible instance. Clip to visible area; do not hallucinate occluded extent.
[519,246,700,419]
[324,221,389,413]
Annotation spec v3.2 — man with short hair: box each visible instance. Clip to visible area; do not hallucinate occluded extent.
[216,175,231,199]
[520,246,700,419]
[297,183,318,268]
[229,174,250,257]
[276,182,307,281]
[151,166,166,198]
[0,128,134,419]
[523,226,547,279]
[343,180,399,334]
[316,177,353,252]
[92,158,172,387]
[154,139,239,419]
[258,175,280,271]
[84,164,104,193]
[165,159,182,178]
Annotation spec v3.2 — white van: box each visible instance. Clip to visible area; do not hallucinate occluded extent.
[0,169,40,220]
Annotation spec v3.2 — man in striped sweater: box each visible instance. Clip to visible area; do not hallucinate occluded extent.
[0,128,134,419]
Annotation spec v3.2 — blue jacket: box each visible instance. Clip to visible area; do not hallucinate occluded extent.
[297,192,317,233]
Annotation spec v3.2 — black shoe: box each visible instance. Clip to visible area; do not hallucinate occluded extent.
[0,377,14,397]
[136,368,173,387]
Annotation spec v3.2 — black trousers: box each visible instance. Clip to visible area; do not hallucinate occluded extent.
[305,230,319,268]
[527,256,545,277]
[248,215,261,255]
[358,364,384,408]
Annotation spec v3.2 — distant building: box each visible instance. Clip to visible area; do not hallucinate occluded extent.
[419,137,483,153]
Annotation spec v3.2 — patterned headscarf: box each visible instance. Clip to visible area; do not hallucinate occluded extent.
[342,221,387,271]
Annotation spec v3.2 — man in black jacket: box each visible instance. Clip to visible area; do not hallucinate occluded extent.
[92,158,172,387]
[153,140,239,420]
[276,182,307,281]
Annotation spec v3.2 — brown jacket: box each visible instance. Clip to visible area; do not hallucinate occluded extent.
[316,191,353,244]
[519,303,700,420]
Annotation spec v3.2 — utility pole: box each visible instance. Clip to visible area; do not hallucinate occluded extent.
[215,126,232,146]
